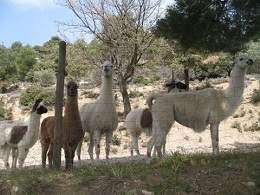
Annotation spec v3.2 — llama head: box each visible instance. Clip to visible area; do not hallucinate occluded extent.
[66,81,78,97]
[101,61,113,77]
[32,99,48,114]
[235,55,253,70]
[165,80,187,93]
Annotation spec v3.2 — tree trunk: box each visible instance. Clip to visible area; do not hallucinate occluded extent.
[184,69,189,91]
[120,79,131,118]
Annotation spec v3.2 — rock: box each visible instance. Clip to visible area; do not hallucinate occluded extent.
[142,189,154,195]
[243,181,256,189]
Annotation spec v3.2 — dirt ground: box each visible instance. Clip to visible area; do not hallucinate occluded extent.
[0,78,259,169]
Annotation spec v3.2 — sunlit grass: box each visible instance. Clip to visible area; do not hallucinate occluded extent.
[0,151,259,194]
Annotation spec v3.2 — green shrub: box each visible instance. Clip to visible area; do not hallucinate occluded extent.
[111,135,121,146]
[0,98,5,120]
[129,90,143,98]
[0,82,18,94]
[19,86,55,107]
[134,76,150,85]
[231,121,242,132]
[243,122,260,132]
[33,69,56,86]
[251,88,260,103]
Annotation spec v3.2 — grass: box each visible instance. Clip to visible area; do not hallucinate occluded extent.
[0,152,259,194]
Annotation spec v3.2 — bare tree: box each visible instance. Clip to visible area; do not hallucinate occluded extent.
[57,0,164,116]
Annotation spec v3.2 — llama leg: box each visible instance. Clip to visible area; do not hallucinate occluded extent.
[147,134,157,157]
[11,148,18,169]
[18,148,29,169]
[64,144,75,169]
[210,124,220,154]
[41,141,49,169]
[64,146,72,170]
[76,138,83,166]
[88,136,94,161]
[48,143,54,169]
[93,129,101,160]
[3,146,11,169]
[105,130,113,160]
[130,135,140,157]
[162,139,166,156]
[154,130,167,158]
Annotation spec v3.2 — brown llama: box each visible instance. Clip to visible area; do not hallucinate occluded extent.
[40,81,84,169]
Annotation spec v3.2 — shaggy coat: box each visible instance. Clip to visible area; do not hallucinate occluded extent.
[41,81,84,169]
[125,108,153,156]
[125,81,187,157]
[0,99,47,169]
[79,61,118,161]
[146,55,253,157]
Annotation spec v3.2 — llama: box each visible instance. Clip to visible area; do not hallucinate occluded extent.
[78,61,118,161]
[40,81,84,169]
[146,55,253,157]
[165,80,188,92]
[125,81,187,157]
[0,99,47,169]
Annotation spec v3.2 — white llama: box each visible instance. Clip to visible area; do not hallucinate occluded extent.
[0,99,48,169]
[78,61,118,161]
[146,55,253,157]
[125,81,187,157]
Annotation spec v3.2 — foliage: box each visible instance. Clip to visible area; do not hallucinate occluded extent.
[134,75,160,85]
[19,86,55,107]
[0,98,5,120]
[251,88,260,103]
[33,69,56,86]
[246,40,260,74]
[0,45,17,81]
[111,135,121,146]
[129,90,144,98]
[154,0,260,53]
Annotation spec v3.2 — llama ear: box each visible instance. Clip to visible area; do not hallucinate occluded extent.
[32,99,42,112]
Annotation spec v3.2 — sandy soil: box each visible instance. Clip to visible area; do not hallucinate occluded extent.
[0,78,259,169]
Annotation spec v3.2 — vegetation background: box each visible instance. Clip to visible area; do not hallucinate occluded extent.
[0,0,259,194]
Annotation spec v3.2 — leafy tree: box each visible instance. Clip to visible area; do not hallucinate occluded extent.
[58,0,165,116]
[154,0,260,53]
[153,0,260,86]
[66,39,93,80]
[9,44,38,81]
[0,45,17,81]
[244,40,260,74]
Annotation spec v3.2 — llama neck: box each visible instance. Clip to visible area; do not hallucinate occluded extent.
[64,97,80,118]
[99,76,114,103]
[23,111,41,146]
[225,66,246,109]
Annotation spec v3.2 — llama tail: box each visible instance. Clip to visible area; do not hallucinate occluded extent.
[146,93,164,109]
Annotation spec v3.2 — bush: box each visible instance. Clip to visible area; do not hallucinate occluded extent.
[19,86,55,107]
[111,135,121,146]
[135,76,150,85]
[33,69,56,87]
[134,76,161,85]
[0,98,5,120]
[129,90,143,98]
[0,82,19,94]
[251,88,260,103]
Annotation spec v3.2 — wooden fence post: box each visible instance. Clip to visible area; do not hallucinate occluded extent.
[53,41,66,169]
